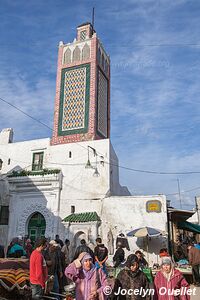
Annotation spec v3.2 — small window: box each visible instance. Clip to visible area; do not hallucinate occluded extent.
[0,206,9,225]
[80,30,86,41]
[98,48,101,64]
[8,158,11,165]
[69,151,72,158]
[32,152,44,171]
[71,206,75,214]
[0,159,3,170]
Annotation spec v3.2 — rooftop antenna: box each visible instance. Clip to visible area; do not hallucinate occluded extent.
[92,7,95,30]
[177,178,182,209]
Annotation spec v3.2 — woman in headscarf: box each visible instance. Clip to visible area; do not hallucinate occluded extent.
[154,256,190,300]
[114,254,150,299]
[65,251,108,300]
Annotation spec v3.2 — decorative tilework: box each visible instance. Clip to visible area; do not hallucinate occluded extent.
[58,64,90,136]
[97,69,108,137]
[62,68,86,130]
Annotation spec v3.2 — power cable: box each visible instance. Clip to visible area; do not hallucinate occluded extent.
[0,97,52,131]
[2,151,200,198]
[166,185,200,196]
[104,161,200,175]
[0,95,119,164]
[3,94,199,175]
[2,148,200,175]
[0,96,103,156]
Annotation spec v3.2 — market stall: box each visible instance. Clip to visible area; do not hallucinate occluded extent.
[0,258,31,299]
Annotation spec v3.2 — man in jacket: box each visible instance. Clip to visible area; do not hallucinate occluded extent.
[94,238,108,275]
[113,242,125,268]
[43,240,63,299]
[114,254,150,300]
[0,244,5,258]
[188,243,200,286]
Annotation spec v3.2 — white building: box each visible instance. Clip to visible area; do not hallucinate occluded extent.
[0,23,168,264]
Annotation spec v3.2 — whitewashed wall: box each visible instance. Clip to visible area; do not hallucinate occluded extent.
[67,195,168,266]
[0,129,168,265]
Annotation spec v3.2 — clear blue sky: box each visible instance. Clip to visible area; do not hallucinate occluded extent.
[1,0,200,209]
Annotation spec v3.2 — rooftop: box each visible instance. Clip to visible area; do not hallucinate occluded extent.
[63,211,101,223]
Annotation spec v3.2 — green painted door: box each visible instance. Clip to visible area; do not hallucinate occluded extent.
[28,212,46,241]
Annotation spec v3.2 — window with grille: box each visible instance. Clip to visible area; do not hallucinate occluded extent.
[32,152,44,171]
[80,30,86,41]
[0,206,9,225]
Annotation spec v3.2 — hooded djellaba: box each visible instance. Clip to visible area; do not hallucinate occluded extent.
[65,252,108,300]
[154,256,190,300]
[113,254,150,300]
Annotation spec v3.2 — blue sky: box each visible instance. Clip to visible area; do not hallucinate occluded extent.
[1,0,200,209]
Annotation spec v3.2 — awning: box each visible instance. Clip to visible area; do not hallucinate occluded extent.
[177,221,200,234]
[62,211,101,223]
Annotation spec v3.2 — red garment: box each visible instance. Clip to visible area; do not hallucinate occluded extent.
[159,252,169,257]
[154,268,190,300]
[30,249,48,288]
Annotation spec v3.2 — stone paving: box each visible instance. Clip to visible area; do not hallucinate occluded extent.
[191,285,200,299]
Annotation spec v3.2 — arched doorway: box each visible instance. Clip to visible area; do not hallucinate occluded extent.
[28,212,46,241]
[70,231,86,258]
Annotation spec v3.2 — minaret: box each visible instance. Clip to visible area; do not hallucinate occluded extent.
[51,22,110,145]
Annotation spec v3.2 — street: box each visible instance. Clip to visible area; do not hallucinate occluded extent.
[191,285,200,299]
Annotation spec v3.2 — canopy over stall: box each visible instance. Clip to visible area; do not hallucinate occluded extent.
[177,221,200,234]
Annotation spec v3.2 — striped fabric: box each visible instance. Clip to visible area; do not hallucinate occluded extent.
[0,258,29,291]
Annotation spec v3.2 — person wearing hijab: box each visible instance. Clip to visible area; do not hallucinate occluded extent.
[114,254,150,300]
[7,237,26,258]
[65,251,108,300]
[154,256,190,300]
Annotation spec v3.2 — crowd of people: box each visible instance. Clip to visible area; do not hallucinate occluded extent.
[1,235,200,299]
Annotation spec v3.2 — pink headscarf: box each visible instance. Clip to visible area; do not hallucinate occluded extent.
[81,253,95,278]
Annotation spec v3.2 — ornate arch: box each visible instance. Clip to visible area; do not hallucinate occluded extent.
[64,48,71,64]
[17,204,54,238]
[82,43,90,60]
[72,46,81,62]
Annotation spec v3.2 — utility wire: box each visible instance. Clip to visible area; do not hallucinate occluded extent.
[1,42,200,48]
[112,43,200,47]
[1,96,200,175]
[166,185,200,196]
[2,151,200,198]
[0,97,52,131]
[0,95,116,163]
[104,161,200,175]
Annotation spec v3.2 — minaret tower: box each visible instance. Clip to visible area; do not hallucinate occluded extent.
[51,22,110,145]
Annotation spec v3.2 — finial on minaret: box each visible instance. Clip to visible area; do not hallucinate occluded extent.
[92,7,95,30]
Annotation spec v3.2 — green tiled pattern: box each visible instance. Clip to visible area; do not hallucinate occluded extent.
[63,211,100,223]
[58,64,90,136]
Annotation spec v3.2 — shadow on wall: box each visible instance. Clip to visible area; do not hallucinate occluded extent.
[135,235,168,258]
[0,176,10,246]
